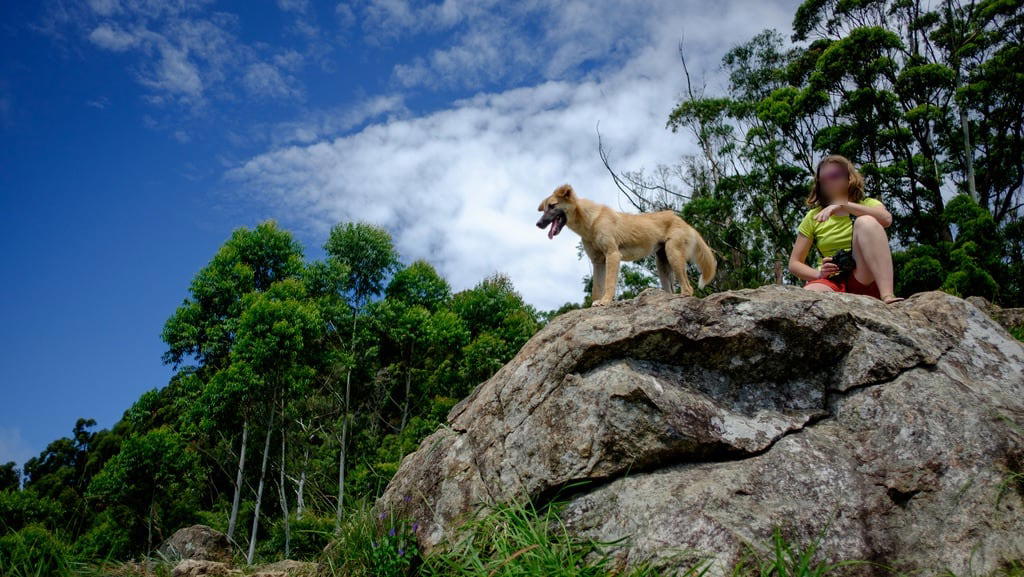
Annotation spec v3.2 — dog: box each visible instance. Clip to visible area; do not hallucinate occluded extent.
[536,183,717,306]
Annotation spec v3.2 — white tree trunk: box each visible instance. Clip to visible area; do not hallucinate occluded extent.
[335,310,357,532]
[278,401,291,558]
[335,379,348,532]
[960,104,978,202]
[401,342,413,432]
[247,409,275,565]
[227,417,249,543]
[295,447,308,517]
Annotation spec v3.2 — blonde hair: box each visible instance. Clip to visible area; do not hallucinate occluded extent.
[805,154,865,208]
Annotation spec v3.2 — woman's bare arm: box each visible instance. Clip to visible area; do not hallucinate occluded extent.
[836,201,892,227]
[788,233,835,281]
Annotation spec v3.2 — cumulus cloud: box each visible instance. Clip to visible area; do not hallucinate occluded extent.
[228,0,800,311]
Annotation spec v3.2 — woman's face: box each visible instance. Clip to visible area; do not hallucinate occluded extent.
[818,162,850,201]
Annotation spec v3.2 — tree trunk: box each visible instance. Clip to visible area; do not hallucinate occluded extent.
[401,342,413,432]
[335,398,348,532]
[247,408,275,565]
[296,447,308,517]
[227,416,249,543]
[335,310,357,531]
[960,103,978,203]
[147,497,155,558]
[278,402,291,559]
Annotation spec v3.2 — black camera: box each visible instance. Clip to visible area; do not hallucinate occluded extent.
[827,248,856,279]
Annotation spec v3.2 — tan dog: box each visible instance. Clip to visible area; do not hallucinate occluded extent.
[537,183,716,306]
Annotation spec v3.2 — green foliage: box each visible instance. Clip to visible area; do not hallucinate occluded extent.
[891,194,1008,300]
[731,526,876,577]
[0,461,20,491]
[320,499,419,577]
[258,514,337,562]
[86,427,207,555]
[324,221,402,307]
[0,524,76,577]
[347,398,455,499]
[71,508,133,562]
[162,220,306,369]
[419,497,665,577]
[0,489,60,533]
[386,260,453,311]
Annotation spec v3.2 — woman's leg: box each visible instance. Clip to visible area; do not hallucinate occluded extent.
[803,281,836,292]
[851,216,904,303]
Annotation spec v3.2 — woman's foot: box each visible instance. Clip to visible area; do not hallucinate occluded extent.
[880,293,905,304]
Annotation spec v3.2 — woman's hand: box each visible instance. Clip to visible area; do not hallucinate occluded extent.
[814,203,849,222]
[818,256,839,278]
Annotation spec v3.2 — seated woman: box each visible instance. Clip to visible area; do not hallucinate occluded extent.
[787,154,905,304]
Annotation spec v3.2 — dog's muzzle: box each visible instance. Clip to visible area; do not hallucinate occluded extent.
[537,210,567,239]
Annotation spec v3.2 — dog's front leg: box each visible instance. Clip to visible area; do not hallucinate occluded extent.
[591,260,605,305]
[593,250,620,306]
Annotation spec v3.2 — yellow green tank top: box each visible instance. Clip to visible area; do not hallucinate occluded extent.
[797,197,883,267]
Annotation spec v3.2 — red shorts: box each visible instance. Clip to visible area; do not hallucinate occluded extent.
[805,271,881,299]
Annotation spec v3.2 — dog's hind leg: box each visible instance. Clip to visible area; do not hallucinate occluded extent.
[666,238,693,296]
[655,245,673,292]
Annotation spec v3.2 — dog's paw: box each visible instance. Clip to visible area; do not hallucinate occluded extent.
[591,299,610,307]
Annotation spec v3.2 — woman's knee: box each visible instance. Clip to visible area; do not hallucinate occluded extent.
[853,215,884,233]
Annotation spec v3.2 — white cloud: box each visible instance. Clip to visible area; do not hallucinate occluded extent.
[278,0,310,13]
[42,0,304,111]
[259,94,408,146]
[228,0,801,311]
[87,0,121,17]
[243,62,303,100]
[88,23,139,51]
[140,41,203,98]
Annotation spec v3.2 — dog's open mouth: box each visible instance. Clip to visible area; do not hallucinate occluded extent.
[547,213,567,239]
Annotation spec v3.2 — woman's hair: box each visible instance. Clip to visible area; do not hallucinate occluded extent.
[805,154,865,208]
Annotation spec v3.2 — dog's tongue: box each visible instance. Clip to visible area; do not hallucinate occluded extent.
[548,220,557,239]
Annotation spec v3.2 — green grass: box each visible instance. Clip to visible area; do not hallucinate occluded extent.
[316,495,889,577]
[730,526,881,577]
[416,496,671,577]
[0,524,81,577]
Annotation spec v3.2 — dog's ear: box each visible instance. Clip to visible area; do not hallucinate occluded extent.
[555,184,573,199]
[537,199,546,211]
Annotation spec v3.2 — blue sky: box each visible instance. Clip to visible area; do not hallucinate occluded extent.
[0,0,799,473]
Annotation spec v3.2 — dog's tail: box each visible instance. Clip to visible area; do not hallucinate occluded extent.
[693,233,717,289]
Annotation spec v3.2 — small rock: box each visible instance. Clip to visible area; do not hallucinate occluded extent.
[251,559,318,577]
[158,525,233,564]
[172,559,234,577]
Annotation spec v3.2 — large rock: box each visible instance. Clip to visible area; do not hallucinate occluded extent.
[158,524,233,564]
[374,285,1024,575]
